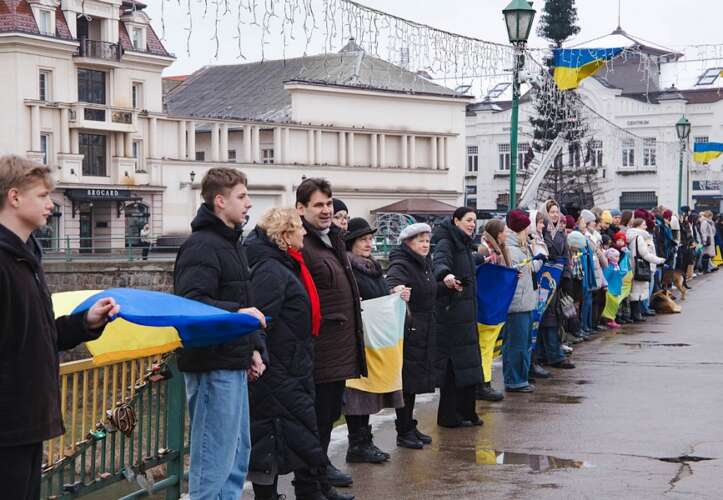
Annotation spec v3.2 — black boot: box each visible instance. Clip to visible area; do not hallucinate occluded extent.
[321,485,355,500]
[325,464,352,488]
[346,426,386,464]
[411,419,433,444]
[631,301,646,323]
[395,419,423,449]
[364,425,390,461]
[476,382,504,401]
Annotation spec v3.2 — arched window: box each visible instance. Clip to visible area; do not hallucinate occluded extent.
[124,202,150,247]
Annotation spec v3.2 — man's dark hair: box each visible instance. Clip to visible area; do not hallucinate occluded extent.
[296,178,332,206]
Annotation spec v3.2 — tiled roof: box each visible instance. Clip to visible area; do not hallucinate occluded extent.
[621,88,723,105]
[165,42,463,122]
[118,19,171,57]
[0,0,40,35]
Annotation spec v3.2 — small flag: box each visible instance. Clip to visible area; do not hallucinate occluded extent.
[602,253,633,320]
[530,261,565,353]
[693,142,723,165]
[53,288,262,364]
[553,48,624,90]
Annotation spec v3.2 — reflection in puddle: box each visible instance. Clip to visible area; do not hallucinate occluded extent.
[475,449,593,472]
[531,394,584,404]
[622,341,691,349]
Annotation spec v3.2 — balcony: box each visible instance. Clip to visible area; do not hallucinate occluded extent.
[74,39,123,66]
[69,103,137,133]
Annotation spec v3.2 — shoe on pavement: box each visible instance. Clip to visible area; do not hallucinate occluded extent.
[561,344,574,354]
[322,486,355,500]
[476,382,504,401]
[529,363,551,379]
[550,359,576,369]
[607,320,622,329]
[396,429,424,449]
[326,464,353,488]
[506,384,535,393]
[412,420,433,445]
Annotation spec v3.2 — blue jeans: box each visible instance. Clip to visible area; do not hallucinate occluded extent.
[581,289,593,332]
[503,311,533,389]
[538,326,565,364]
[185,370,250,500]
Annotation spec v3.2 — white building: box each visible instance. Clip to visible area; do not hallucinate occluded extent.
[466,27,723,213]
[1,0,469,255]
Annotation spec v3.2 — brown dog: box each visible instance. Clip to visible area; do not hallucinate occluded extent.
[661,269,686,301]
[653,289,682,314]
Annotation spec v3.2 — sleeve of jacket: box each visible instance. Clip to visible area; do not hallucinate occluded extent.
[637,236,665,265]
[385,262,406,290]
[432,239,454,280]
[0,268,11,353]
[174,241,240,312]
[56,312,105,351]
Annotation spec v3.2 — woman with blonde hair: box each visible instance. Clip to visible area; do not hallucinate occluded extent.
[246,208,328,500]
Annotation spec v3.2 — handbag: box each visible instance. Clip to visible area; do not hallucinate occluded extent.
[633,236,652,282]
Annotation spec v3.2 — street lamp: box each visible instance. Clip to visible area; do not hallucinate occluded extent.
[675,116,691,211]
[503,0,536,209]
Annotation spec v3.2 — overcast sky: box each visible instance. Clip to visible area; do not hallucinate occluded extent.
[146,0,723,77]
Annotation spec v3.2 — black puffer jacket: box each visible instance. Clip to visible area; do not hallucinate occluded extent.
[245,227,327,477]
[431,219,483,388]
[348,253,388,300]
[386,244,446,394]
[174,204,266,373]
[0,224,103,446]
[541,223,569,328]
[301,220,367,383]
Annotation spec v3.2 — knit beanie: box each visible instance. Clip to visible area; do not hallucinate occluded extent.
[565,215,577,230]
[567,231,587,249]
[580,209,596,225]
[332,198,348,215]
[601,210,613,225]
[507,209,531,233]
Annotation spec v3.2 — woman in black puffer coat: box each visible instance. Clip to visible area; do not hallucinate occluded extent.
[245,209,327,500]
[386,223,447,448]
[432,207,485,428]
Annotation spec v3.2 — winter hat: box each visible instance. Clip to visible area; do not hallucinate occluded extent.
[601,210,613,225]
[506,209,531,233]
[605,248,620,263]
[613,231,627,244]
[398,222,432,242]
[634,208,649,220]
[663,209,673,221]
[565,215,577,230]
[610,209,622,217]
[344,217,377,246]
[580,209,596,225]
[680,205,690,214]
[567,231,587,249]
[332,198,348,215]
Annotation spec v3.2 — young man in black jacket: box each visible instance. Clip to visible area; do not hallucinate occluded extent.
[0,155,118,500]
[174,167,267,499]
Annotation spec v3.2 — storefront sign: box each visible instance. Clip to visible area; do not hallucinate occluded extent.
[65,188,132,201]
[692,180,721,192]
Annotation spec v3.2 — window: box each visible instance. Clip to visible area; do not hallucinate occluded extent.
[132,82,143,110]
[643,137,657,167]
[498,144,511,171]
[465,184,477,195]
[467,146,479,172]
[195,151,205,161]
[262,148,275,164]
[228,149,237,161]
[695,136,709,144]
[39,70,51,101]
[589,140,603,167]
[487,82,511,99]
[518,143,531,170]
[40,133,50,164]
[132,140,144,171]
[695,68,723,86]
[620,191,658,210]
[78,69,106,104]
[79,133,107,176]
[622,139,635,167]
[37,9,52,35]
[567,143,581,168]
[132,28,144,50]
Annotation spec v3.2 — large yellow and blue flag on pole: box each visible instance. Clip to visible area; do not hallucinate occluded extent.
[476,264,519,383]
[693,142,723,164]
[553,48,624,91]
[52,288,262,364]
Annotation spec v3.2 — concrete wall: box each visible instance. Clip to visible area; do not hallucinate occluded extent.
[44,260,175,294]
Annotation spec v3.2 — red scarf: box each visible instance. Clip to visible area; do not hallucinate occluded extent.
[287,247,322,336]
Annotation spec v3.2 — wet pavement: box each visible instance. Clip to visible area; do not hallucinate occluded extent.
[250,273,723,499]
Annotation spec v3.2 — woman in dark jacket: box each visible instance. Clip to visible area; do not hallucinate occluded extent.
[386,222,446,448]
[432,207,485,428]
[539,199,575,369]
[246,208,327,500]
[342,218,406,464]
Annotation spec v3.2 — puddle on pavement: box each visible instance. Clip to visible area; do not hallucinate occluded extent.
[546,379,591,385]
[659,455,715,463]
[475,449,593,472]
[531,394,585,404]
[622,341,691,348]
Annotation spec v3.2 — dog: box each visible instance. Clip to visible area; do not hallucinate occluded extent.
[661,269,686,301]
[652,289,682,314]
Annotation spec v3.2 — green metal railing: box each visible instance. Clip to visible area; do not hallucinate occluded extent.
[35,236,180,262]
[41,354,187,499]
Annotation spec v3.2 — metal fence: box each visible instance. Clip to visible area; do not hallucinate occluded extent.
[36,236,181,262]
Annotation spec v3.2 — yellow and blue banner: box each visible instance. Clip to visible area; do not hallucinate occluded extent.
[346,294,406,394]
[693,142,723,164]
[53,288,262,364]
[602,254,633,320]
[476,264,519,382]
[531,261,565,352]
[553,48,624,90]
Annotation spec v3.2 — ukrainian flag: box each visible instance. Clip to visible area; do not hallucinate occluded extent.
[476,264,519,383]
[693,142,723,164]
[553,48,624,91]
[52,288,262,364]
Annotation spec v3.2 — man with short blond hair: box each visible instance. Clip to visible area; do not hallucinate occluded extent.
[0,155,118,499]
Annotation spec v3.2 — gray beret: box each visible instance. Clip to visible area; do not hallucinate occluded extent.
[398,223,432,242]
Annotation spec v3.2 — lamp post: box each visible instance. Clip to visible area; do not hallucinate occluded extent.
[503,0,536,210]
[675,116,691,211]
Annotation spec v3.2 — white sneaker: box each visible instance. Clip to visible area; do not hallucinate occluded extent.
[561,344,573,354]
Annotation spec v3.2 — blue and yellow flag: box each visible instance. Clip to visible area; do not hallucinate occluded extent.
[553,48,624,90]
[531,262,564,353]
[693,142,723,164]
[53,288,262,364]
[476,264,519,382]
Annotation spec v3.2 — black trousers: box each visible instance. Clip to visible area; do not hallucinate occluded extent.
[395,392,416,432]
[437,361,476,426]
[345,414,370,435]
[0,442,42,500]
